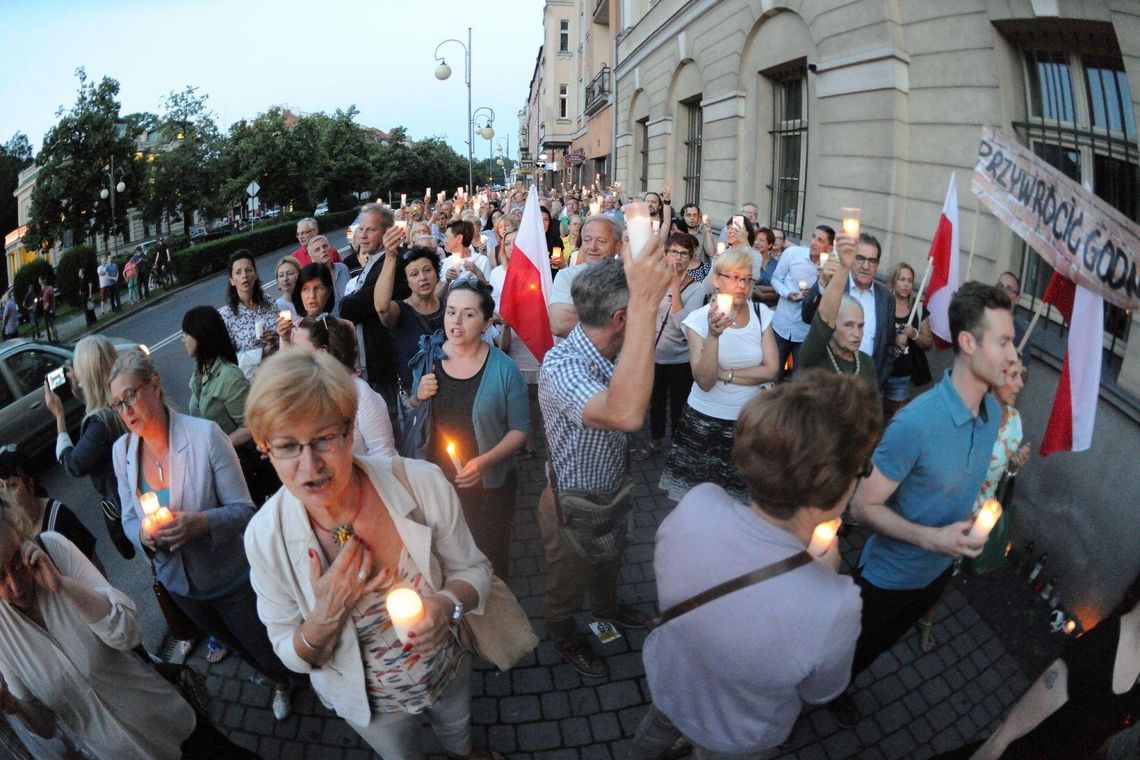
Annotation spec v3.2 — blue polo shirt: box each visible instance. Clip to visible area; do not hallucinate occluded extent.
[859,370,999,590]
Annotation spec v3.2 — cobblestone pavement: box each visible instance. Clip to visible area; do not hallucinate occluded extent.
[184,425,1047,760]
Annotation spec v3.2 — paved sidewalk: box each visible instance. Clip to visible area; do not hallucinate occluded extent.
[178,418,1056,760]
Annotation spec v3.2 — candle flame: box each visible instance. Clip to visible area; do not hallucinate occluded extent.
[140,492,160,516]
[446,441,456,455]
[814,519,841,543]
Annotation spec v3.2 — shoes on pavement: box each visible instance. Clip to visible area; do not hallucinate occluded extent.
[109,531,136,560]
[828,691,861,728]
[555,641,608,678]
[595,604,653,629]
[272,687,292,721]
[206,636,231,664]
[176,637,198,660]
[917,617,937,653]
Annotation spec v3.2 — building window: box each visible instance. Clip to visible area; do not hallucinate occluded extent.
[559,84,568,119]
[1014,47,1137,364]
[560,20,569,53]
[682,96,702,205]
[767,67,808,239]
[638,118,649,193]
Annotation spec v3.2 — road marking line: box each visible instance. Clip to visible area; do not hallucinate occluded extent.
[147,331,183,353]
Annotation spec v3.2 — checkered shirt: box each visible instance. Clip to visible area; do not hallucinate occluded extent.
[538,325,628,495]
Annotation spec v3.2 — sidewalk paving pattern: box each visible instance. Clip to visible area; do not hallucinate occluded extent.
[181,429,1042,760]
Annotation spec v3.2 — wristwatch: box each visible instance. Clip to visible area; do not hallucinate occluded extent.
[439,590,464,624]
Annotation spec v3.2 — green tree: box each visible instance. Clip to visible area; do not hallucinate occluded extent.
[219,108,322,215]
[311,107,377,211]
[25,69,137,254]
[0,133,33,285]
[373,127,467,200]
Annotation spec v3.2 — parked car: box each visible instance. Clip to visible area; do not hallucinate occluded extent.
[346,213,361,250]
[314,202,329,217]
[0,337,141,457]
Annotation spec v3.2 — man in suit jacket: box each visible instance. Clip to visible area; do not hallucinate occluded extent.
[338,203,408,413]
[801,232,895,389]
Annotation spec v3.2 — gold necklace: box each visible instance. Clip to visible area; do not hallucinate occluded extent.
[307,472,365,547]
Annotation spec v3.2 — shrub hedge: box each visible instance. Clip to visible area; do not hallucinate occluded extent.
[55,245,99,307]
[12,258,55,304]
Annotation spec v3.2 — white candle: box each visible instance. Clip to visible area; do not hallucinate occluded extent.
[715,293,733,316]
[279,310,292,323]
[479,234,488,248]
[624,201,652,259]
[385,587,425,642]
[651,220,661,233]
[716,241,726,255]
[445,440,464,474]
[798,279,808,290]
[401,193,407,207]
[426,187,431,198]
[967,499,1003,541]
[394,220,408,232]
[820,252,830,267]
[589,201,601,216]
[254,319,264,337]
[841,206,861,238]
[140,491,160,516]
[733,215,744,229]
[552,247,563,264]
[702,214,709,225]
[807,518,842,559]
[1063,618,1077,635]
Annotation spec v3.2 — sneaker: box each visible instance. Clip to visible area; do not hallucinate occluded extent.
[555,641,608,678]
[828,692,861,728]
[206,636,231,664]
[595,604,653,630]
[272,687,292,721]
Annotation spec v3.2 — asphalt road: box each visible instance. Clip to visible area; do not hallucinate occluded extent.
[35,227,351,651]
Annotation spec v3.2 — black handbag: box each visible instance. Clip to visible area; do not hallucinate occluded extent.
[909,344,933,387]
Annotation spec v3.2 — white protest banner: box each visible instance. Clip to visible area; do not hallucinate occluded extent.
[972,125,1140,310]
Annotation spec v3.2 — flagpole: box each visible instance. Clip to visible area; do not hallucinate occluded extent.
[908,256,934,327]
[963,193,982,281]
[1017,300,1048,354]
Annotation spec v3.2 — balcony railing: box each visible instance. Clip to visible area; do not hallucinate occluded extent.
[584,67,611,116]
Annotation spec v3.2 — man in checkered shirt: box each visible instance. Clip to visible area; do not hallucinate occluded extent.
[538,243,672,678]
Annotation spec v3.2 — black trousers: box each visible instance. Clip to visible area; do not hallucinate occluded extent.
[850,565,953,678]
[181,717,261,759]
[649,362,693,441]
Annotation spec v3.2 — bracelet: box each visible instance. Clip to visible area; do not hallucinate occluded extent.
[299,628,328,653]
[725,369,734,385]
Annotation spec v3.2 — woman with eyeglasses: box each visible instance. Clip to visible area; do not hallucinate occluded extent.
[659,248,780,503]
[292,314,397,458]
[219,250,280,380]
[411,280,529,577]
[109,349,295,720]
[373,230,448,394]
[635,233,705,462]
[243,350,498,758]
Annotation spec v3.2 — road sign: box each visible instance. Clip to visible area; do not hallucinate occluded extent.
[565,153,585,165]
[246,180,260,197]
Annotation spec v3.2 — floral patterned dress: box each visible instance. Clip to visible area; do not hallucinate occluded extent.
[969,405,1023,519]
[353,548,463,715]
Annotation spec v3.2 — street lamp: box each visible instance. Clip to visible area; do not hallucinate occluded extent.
[434,28,474,194]
[99,157,127,257]
[473,107,495,188]
[495,137,511,185]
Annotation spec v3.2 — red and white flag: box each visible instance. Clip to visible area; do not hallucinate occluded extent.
[500,186,555,361]
[1039,273,1103,456]
[924,173,960,348]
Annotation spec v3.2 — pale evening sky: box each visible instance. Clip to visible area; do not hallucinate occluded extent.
[0,0,544,161]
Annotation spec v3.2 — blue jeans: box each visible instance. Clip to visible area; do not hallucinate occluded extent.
[631,704,783,760]
[883,373,911,402]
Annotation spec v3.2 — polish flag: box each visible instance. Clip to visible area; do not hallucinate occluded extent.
[924,173,960,348]
[1039,274,1103,457]
[500,186,555,361]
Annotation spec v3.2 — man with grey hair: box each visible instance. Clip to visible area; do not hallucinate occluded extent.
[538,238,671,677]
[549,214,625,337]
[719,202,760,242]
[291,217,342,267]
[338,203,404,409]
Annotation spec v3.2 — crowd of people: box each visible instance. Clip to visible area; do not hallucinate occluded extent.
[0,179,1132,760]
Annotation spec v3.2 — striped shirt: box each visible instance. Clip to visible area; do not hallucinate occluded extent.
[538,325,628,495]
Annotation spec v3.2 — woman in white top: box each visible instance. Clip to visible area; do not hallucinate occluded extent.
[659,248,780,502]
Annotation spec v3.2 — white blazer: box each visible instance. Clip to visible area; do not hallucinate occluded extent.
[244,455,491,727]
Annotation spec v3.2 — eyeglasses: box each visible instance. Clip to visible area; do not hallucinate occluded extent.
[297,228,318,238]
[263,423,350,459]
[855,255,880,266]
[719,273,754,286]
[666,248,692,257]
[110,382,150,415]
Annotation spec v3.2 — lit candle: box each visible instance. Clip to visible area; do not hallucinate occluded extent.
[445,440,464,474]
[841,206,861,238]
[733,215,744,229]
[426,187,431,198]
[394,220,408,232]
[716,241,726,255]
[140,491,160,517]
[715,293,733,316]
[401,193,407,207]
[807,518,842,559]
[457,186,463,197]
[798,279,808,290]
[479,234,488,248]
[652,220,661,233]
[254,319,264,337]
[385,587,425,642]
[552,246,563,264]
[1063,618,1077,635]
[702,214,709,225]
[589,201,601,216]
[279,310,292,323]
[967,499,1003,541]
[624,201,652,259]
[820,252,829,267]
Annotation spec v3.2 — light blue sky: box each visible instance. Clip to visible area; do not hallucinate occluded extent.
[0,0,543,160]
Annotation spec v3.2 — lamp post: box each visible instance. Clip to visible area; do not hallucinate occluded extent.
[434,28,474,194]
[538,152,548,194]
[495,137,511,186]
[99,157,127,257]
[473,107,495,188]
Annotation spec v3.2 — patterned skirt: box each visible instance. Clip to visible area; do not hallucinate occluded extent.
[658,404,748,503]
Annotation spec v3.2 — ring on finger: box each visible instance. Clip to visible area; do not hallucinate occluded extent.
[357,569,368,581]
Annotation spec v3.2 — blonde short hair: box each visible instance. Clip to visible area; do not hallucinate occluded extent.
[713,248,754,277]
[246,349,358,445]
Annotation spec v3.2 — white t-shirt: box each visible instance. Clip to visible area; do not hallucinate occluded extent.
[682,302,773,420]
[440,252,491,284]
[489,264,507,311]
[550,262,589,305]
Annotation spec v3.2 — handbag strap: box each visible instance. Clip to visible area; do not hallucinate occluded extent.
[652,551,813,628]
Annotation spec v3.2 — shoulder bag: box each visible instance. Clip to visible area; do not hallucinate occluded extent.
[397,331,443,459]
[391,456,539,671]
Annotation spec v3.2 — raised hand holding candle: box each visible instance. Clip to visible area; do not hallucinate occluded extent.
[279,310,292,324]
[808,518,842,559]
[715,293,734,317]
[967,499,1003,540]
[702,214,709,226]
[401,193,407,207]
[445,441,464,474]
[841,207,861,238]
[820,252,830,267]
[385,587,425,642]
[394,220,408,232]
[589,201,601,216]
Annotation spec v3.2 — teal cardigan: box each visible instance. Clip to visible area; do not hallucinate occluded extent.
[412,343,530,488]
